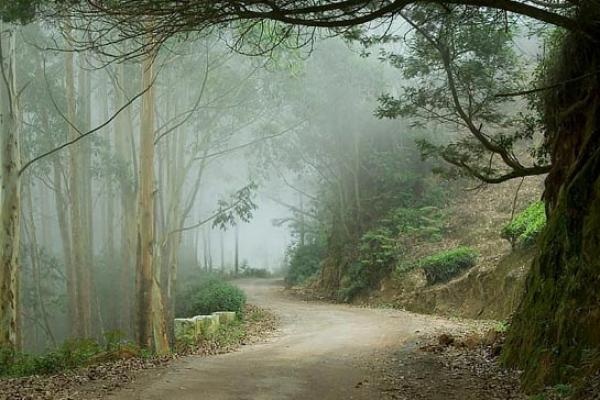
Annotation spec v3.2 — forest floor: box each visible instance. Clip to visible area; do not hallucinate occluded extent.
[104,278,526,400]
[0,303,276,400]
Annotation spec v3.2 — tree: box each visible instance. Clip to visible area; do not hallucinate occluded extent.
[3,0,600,389]
[372,6,550,183]
[0,23,22,350]
[61,0,600,389]
[136,51,169,354]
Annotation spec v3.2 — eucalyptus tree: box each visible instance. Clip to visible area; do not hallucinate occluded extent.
[0,23,22,350]
[66,1,598,388]
[4,0,600,388]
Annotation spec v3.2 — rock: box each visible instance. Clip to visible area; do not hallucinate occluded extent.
[174,318,196,340]
[193,314,220,336]
[212,311,237,324]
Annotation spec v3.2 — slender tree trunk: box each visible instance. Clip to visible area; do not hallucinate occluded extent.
[220,231,225,273]
[52,158,76,335]
[0,25,21,350]
[114,64,136,336]
[136,54,169,354]
[77,62,93,338]
[298,194,305,247]
[64,40,85,338]
[23,177,56,347]
[234,225,239,275]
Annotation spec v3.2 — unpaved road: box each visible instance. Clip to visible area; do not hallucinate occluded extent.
[108,279,468,400]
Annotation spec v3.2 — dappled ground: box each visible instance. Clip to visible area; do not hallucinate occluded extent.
[105,279,524,400]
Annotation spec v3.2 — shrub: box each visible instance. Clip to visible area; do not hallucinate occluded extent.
[358,227,397,270]
[285,242,324,286]
[0,338,112,377]
[418,246,478,285]
[239,265,271,278]
[176,276,246,318]
[502,201,546,248]
[385,206,446,241]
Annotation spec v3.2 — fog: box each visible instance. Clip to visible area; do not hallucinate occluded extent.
[0,12,543,353]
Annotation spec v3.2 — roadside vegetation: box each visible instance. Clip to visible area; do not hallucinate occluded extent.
[0,275,272,380]
[502,201,547,248]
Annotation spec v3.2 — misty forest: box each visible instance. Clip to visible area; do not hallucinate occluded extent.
[0,1,598,399]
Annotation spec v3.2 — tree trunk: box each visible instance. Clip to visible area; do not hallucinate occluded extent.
[0,25,21,350]
[136,54,169,354]
[234,225,239,275]
[77,62,93,339]
[64,41,86,338]
[114,64,136,337]
[23,177,56,347]
[503,25,600,390]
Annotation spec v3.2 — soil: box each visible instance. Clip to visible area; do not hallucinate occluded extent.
[105,279,524,400]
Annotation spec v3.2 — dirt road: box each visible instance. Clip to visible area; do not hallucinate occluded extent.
[108,279,471,400]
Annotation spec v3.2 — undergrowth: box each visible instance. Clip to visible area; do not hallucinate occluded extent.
[0,332,139,377]
[502,201,546,248]
[338,207,446,301]
[395,246,478,285]
[420,246,478,284]
[176,275,246,317]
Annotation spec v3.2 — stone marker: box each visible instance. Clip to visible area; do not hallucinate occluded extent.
[193,314,220,336]
[175,318,196,340]
[212,311,237,324]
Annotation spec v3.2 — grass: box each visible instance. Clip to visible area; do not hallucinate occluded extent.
[419,246,478,284]
[0,332,139,377]
[502,201,546,248]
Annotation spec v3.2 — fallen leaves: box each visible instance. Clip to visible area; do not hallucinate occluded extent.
[0,305,278,400]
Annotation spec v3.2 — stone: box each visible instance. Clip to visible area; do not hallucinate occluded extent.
[193,314,220,336]
[212,311,237,324]
[174,318,197,340]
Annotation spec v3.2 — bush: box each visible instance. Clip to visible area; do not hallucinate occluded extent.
[418,246,478,285]
[385,206,446,241]
[502,201,546,247]
[176,276,246,318]
[285,242,324,286]
[239,265,271,278]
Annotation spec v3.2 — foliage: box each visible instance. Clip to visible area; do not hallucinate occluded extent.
[502,201,546,248]
[338,206,447,301]
[238,265,271,278]
[212,183,259,229]
[401,246,478,285]
[369,5,548,183]
[176,276,246,317]
[384,206,446,241]
[284,242,325,286]
[0,333,137,377]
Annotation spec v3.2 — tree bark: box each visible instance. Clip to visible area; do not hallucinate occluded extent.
[136,54,169,354]
[503,24,600,390]
[114,64,136,336]
[64,38,86,338]
[0,25,20,350]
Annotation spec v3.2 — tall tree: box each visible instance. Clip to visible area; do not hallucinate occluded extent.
[136,53,169,354]
[0,24,21,350]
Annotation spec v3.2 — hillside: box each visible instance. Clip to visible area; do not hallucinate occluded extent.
[356,176,545,320]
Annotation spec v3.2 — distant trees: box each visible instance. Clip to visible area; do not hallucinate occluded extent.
[4,0,600,391]
[262,40,446,293]
[0,20,270,354]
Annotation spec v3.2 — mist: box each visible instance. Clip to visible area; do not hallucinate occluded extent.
[0,5,552,388]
